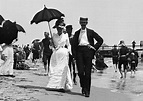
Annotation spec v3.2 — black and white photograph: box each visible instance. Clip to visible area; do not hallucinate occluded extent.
[0,0,143,101]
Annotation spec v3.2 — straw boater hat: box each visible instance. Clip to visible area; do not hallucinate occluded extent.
[79,17,88,22]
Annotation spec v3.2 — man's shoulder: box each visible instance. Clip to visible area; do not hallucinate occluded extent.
[42,38,49,42]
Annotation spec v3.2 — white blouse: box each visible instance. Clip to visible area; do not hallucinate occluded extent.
[52,33,71,54]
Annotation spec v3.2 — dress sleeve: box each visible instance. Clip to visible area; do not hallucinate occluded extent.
[65,33,72,55]
[1,47,8,61]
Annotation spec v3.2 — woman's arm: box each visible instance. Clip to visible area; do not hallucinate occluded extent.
[66,34,72,54]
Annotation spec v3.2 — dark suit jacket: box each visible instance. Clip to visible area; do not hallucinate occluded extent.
[72,28,103,59]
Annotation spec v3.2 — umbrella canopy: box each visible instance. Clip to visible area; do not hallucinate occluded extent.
[0,15,4,25]
[16,23,26,33]
[32,39,40,43]
[3,20,26,33]
[0,20,18,44]
[30,5,65,24]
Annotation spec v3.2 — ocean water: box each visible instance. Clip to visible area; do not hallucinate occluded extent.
[91,58,143,101]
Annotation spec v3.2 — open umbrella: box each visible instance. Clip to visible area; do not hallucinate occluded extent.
[32,39,40,43]
[3,20,26,33]
[0,20,18,44]
[16,23,26,33]
[30,5,65,24]
[0,15,4,25]
[30,5,65,47]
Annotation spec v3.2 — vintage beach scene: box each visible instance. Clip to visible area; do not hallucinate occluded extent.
[1,0,143,101]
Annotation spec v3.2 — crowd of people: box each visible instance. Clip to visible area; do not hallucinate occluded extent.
[0,16,104,98]
[110,40,139,78]
[0,16,141,98]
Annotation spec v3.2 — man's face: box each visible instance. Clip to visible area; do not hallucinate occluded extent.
[66,28,72,35]
[80,21,88,29]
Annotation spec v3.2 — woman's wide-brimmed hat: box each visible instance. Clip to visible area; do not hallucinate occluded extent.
[53,17,65,28]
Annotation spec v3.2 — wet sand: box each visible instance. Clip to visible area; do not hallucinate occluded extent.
[0,59,132,101]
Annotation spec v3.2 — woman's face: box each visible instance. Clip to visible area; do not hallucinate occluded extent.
[57,27,63,35]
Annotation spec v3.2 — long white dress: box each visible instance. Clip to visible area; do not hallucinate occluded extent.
[0,45,14,75]
[46,33,73,90]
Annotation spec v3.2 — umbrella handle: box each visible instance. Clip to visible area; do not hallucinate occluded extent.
[48,22,55,48]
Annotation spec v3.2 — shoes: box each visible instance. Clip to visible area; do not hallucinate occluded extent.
[81,88,85,95]
[85,92,89,97]
[82,88,90,97]
[85,91,90,97]
[73,80,77,85]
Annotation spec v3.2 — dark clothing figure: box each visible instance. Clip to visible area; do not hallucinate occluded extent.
[118,45,129,78]
[111,45,119,72]
[23,44,30,60]
[32,42,41,62]
[128,50,139,71]
[41,36,52,75]
[111,47,119,64]
[95,52,108,71]
[73,17,103,97]
[129,52,137,71]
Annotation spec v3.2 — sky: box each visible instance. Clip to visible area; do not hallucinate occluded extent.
[1,0,143,46]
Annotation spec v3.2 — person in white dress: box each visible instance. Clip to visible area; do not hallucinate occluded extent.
[0,45,4,65]
[46,18,73,92]
[0,42,15,77]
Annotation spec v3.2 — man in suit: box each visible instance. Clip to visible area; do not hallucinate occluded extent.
[72,17,103,97]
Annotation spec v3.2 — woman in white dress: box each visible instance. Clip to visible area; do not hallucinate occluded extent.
[46,18,73,92]
[0,43,14,77]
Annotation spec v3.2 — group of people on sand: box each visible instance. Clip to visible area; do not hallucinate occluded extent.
[0,16,103,98]
[0,15,140,98]
[41,17,103,97]
[111,40,139,78]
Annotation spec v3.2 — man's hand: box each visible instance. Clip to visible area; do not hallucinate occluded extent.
[87,45,96,51]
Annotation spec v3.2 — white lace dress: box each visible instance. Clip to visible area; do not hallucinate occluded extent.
[46,33,73,90]
[0,45,14,75]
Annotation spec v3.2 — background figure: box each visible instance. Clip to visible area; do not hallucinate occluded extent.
[111,45,119,72]
[23,44,30,60]
[46,18,73,92]
[73,17,103,97]
[41,32,53,75]
[128,52,137,76]
[118,40,129,79]
[127,42,139,75]
[95,51,108,73]
[31,40,41,64]
[66,25,77,85]
[0,42,15,77]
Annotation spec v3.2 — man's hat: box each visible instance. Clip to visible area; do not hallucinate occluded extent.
[79,17,88,22]
[66,25,73,29]
[113,45,117,47]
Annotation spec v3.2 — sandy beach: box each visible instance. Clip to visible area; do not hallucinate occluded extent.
[0,59,140,101]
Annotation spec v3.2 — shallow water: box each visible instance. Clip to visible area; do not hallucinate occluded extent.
[91,58,143,101]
